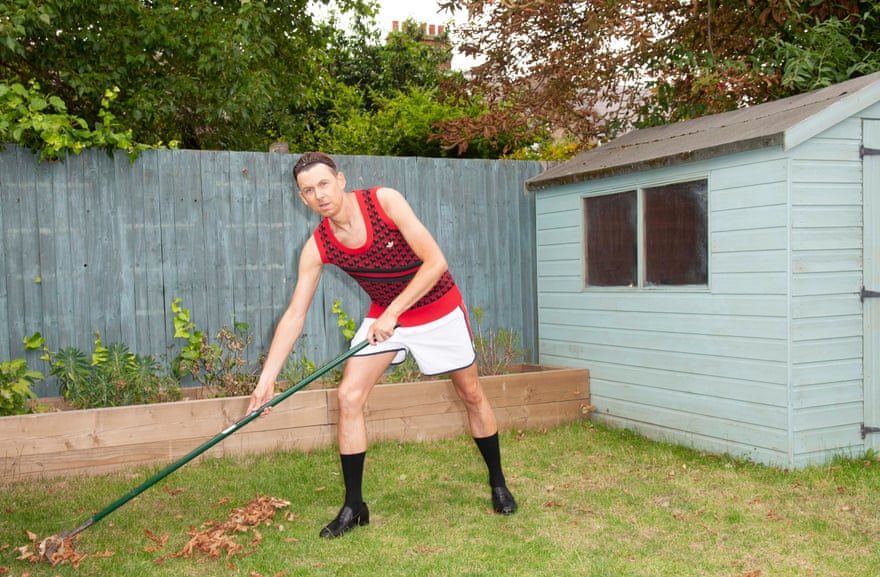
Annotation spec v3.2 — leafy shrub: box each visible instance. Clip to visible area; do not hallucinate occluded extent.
[0,359,42,416]
[171,298,257,397]
[0,81,161,162]
[44,333,181,410]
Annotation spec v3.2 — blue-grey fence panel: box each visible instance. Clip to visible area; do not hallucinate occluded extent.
[0,147,540,395]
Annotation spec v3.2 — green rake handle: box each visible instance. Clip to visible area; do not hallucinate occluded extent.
[59,338,370,539]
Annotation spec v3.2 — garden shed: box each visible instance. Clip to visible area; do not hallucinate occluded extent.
[526,71,880,468]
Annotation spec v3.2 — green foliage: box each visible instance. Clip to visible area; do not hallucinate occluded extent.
[0,358,42,416]
[171,298,257,398]
[1,0,511,157]
[279,299,362,389]
[44,346,90,399]
[171,297,204,366]
[505,136,585,161]
[278,339,318,391]
[328,17,453,107]
[42,332,181,410]
[383,355,424,383]
[292,17,491,157]
[308,85,506,158]
[331,298,358,342]
[0,0,388,152]
[0,81,159,162]
[764,6,880,91]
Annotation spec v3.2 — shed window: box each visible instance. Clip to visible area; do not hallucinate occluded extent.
[584,179,708,288]
[585,191,637,286]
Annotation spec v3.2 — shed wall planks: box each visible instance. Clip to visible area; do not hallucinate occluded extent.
[535,109,876,467]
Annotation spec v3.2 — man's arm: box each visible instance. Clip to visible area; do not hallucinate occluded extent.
[247,237,323,412]
[369,186,449,340]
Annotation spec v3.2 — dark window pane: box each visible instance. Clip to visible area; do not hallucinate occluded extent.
[644,180,708,286]
[585,191,637,286]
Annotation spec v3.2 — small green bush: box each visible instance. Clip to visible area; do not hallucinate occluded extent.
[0,358,42,416]
[45,334,181,410]
[171,298,258,398]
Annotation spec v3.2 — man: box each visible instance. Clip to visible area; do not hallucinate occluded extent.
[247,152,517,539]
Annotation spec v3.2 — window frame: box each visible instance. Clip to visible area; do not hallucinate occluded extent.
[581,176,711,291]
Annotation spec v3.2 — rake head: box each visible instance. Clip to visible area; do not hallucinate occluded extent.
[39,517,92,563]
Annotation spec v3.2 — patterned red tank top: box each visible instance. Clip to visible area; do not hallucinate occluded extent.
[312,187,462,326]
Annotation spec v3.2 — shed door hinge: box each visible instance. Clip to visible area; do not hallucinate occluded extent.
[860,287,880,302]
[861,424,880,439]
[861,145,880,158]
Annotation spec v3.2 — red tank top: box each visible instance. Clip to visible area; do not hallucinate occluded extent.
[312,187,463,326]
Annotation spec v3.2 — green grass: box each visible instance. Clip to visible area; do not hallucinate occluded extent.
[3,421,880,576]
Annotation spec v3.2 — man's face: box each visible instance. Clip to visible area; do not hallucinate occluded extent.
[296,163,345,216]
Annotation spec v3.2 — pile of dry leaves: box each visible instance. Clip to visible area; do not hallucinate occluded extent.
[9,494,293,570]
[155,494,292,564]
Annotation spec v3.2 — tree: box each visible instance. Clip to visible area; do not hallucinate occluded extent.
[292,17,518,158]
[0,0,374,151]
[1,1,537,158]
[434,0,879,156]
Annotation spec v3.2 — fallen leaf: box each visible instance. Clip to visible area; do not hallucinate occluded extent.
[92,550,114,558]
[158,494,291,564]
[144,529,168,545]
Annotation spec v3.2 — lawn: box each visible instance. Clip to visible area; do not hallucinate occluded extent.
[2,421,879,577]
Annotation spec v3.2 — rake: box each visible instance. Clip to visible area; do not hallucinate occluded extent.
[41,338,369,560]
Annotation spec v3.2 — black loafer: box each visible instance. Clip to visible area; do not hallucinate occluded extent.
[319,502,370,538]
[491,486,518,515]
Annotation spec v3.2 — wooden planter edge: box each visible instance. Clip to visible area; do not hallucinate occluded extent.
[1,366,589,482]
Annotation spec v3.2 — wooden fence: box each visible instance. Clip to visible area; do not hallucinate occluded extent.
[0,147,541,395]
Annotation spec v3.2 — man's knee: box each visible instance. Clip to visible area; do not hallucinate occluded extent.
[453,378,487,407]
[336,383,369,413]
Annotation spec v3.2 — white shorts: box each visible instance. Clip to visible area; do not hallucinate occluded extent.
[351,306,476,376]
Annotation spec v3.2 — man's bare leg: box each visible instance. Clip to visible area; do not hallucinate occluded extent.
[320,351,395,538]
[450,364,518,515]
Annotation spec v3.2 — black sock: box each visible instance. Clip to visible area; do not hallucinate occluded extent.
[340,452,366,508]
[473,432,507,488]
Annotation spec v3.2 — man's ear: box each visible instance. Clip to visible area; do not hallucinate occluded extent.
[337,171,346,190]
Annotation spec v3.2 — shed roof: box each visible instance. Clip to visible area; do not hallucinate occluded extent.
[526,70,880,191]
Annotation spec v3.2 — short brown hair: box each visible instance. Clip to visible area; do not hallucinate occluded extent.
[294,152,336,179]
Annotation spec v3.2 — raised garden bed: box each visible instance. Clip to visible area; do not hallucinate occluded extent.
[1,365,589,481]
